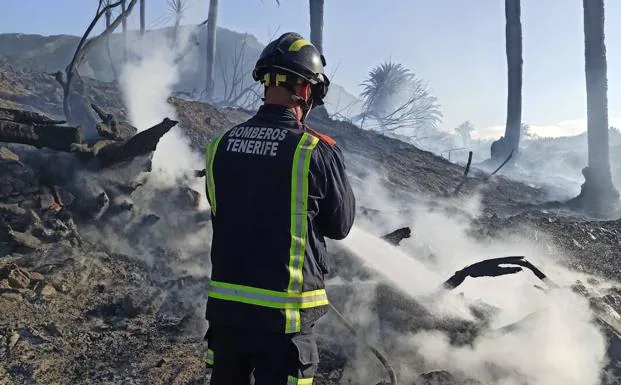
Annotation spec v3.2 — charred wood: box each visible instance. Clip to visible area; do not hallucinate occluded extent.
[486,149,514,180]
[71,118,177,167]
[381,227,411,246]
[91,103,137,141]
[452,150,473,196]
[0,120,81,152]
[0,108,66,126]
[95,118,176,164]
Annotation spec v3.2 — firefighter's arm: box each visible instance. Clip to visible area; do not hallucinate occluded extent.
[311,143,356,240]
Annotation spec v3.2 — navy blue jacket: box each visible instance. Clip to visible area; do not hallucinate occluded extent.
[204,104,356,334]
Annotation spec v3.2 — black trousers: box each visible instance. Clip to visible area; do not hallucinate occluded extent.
[205,324,319,385]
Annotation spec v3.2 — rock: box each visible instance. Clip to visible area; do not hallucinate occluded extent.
[0,203,32,232]
[37,283,56,297]
[53,185,75,207]
[8,228,42,251]
[0,203,26,216]
[0,146,19,161]
[7,267,30,289]
[0,155,38,199]
[42,323,61,337]
[156,358,167,367]
[32,226,61,242]
[2,292,22,301]
[28,272,44,281]
[53,281,69,294]
[8,331,19,350]
[39,193,56,211]
[27,209,41,226]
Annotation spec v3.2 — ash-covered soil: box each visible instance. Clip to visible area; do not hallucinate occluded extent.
[1,64,621,385]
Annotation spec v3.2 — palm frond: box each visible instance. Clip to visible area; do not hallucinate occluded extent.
[359,61,442,133]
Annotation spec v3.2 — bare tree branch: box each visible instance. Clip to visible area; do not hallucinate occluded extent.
[60,0,138,123]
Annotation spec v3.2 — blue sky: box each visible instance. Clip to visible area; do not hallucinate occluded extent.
[2,0,621,138]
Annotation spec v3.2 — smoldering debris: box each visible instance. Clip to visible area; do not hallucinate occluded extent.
[2,68,621,384]
[382,227,412,246]
[0,102,214,383]
[0,104,209,293]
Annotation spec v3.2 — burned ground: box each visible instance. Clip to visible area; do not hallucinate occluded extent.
[0,64,620,385]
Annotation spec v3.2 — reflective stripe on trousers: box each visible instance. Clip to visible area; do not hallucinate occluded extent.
[287,375,314,385]
[207,280,329,309]
[206,348,214,365]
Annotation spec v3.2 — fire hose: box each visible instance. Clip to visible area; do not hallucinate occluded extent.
[329,303,398,385]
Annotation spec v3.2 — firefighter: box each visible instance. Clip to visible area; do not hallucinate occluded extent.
[203,32,356,385]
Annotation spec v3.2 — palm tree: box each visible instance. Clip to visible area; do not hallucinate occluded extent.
[167,0,188,45]
[205,0,219,101]
[140,0,145,36]
[575,0,619,215]
[360,62,413,119]
[504,0,522,156]
[357,61,442,135]
[121,0,128,61]
[274,0,324,53]
[104,1,112,28]
[455,121,475,147]
[309,0,324,54]
[491,0,522,162]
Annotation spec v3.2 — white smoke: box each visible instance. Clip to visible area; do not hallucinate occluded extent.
[104,27,212,279]
[118,27,204,190]
[332,175,609,385]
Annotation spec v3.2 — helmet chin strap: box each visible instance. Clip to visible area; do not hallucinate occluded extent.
[290,94,313,124]
[262,80,314,123]
[283,82,313,123]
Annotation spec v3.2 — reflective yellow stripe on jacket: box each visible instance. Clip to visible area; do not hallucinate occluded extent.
[205,135,223,216]
[286,133,320,333]
[205,133,325,334]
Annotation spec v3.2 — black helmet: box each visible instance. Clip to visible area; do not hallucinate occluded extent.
[252,32,330,106]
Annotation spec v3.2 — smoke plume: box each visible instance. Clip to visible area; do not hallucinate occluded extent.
[330,173,609,384]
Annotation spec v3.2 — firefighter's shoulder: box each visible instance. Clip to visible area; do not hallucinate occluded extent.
[305,127,337,146]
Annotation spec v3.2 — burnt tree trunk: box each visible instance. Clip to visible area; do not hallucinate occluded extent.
[121,0,128,62]
[491,0,522,163]
[573,0,619,215]
[140,0,145,36]
[105,6,112,28]
[308,0,329,119]
[60,0,137,133]
[0,107,81,152]
[309,0,324,54]
[205,0,219,101]
[105,5,118,82]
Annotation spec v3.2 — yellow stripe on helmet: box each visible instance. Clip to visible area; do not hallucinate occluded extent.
[288,39,311,52]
